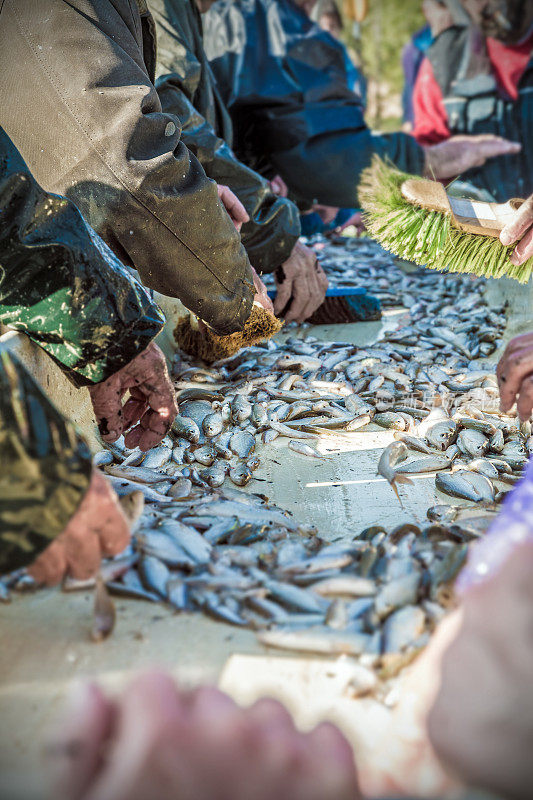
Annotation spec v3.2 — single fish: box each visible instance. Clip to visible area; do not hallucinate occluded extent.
[142,446,172,469]
[202,412,225,438]
[269,419,318,440]
[168,478,194,498]
[374,412,410,431]
[395,454,452,474]
[264,580,326,613]
[229,463,253,487]
[374,572,421,619]
[172,416,200,443]
[193,444,217,466]
[138,555,171,598]
[104,464,173,484]
[425,421,457,451]
[382,605,426,653]
[91,575,116,642]
[287,440,325,458]
[394,433,435,454]
[159,520,212,564]
[436,470,494,502]
[310,576,376,598]
[106,476,173,504]
[377,442,413,504]
[457,429,489,459]
[231,394,252,423]
[93,450,114,467]
[257,627,370,657]
[229,430,255,458]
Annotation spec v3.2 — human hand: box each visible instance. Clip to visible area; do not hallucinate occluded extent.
[28,471,130,586]
[312,205,340,225]
[274,241,328,323]
[89,342,178,451]
[360,612,462,798]
[52,672,361,800]
[428,542,533,800]
[500,193,533,266]
[424,135,521,180]
[496,331,533,420]
[251,267,275,315]
[335,211,365,235]
[217,184,249,232]
[269,175,289,197]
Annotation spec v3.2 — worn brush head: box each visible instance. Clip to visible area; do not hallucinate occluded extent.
[359,156,533,283]
[174,305,283,363]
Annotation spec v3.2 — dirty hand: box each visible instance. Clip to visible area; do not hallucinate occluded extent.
[89,342,178,452]
[500,192,533,266]
[52,673,361,800]
[217,184,249,232]
[424,135,521,180]
[496,331,533,419]
[274,241,328,323]
[428,542,533,800]
[28,471,130,586]
[251,266,275,315]
[269,174,289,197]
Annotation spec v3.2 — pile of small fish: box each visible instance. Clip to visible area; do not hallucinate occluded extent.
[1,239,527,670]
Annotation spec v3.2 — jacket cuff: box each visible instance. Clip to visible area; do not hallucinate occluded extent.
[38,311,165,388]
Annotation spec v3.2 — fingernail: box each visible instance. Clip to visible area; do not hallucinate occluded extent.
[500,231,512,245]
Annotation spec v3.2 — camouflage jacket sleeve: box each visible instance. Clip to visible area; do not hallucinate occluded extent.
[0,127,165,387]
[0,352,93,576]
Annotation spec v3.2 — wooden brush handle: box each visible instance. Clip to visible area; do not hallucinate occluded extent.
[401,178,524,238]
[448,196,524,237]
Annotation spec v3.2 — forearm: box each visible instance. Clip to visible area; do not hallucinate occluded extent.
[157,78,300,273]
[0,0,254,335]
[0,132,165,387]
[270,130,426,209]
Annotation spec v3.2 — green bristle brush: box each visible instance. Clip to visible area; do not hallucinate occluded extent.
[359,156,533,283]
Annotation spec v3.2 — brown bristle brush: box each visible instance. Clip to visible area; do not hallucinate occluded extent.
[174,305,283,363]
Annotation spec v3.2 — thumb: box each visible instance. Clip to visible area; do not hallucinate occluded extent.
[274,277,293,315]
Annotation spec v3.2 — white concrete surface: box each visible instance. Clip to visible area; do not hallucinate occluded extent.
[0,290,515,800]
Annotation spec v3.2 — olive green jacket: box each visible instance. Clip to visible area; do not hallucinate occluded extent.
[152,0,300,273]
[0,0,255,334]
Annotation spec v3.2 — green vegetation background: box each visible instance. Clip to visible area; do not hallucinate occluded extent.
[344,0,425,130]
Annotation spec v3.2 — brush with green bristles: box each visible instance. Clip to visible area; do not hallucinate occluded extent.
[359,156,533,283]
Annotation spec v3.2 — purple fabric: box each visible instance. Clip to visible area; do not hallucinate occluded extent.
[457,456,533,594]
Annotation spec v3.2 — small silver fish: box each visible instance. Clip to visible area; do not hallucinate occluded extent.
[172,416,200,443]
[287,440,324,458]
[168,478,194,498]
[229,430,255,458]
[142,446,172,469]
[93,450,114,467]
[257,627,370,656]
[377,442,413,504]
[229,463,253,486]
[91,575,116,642]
